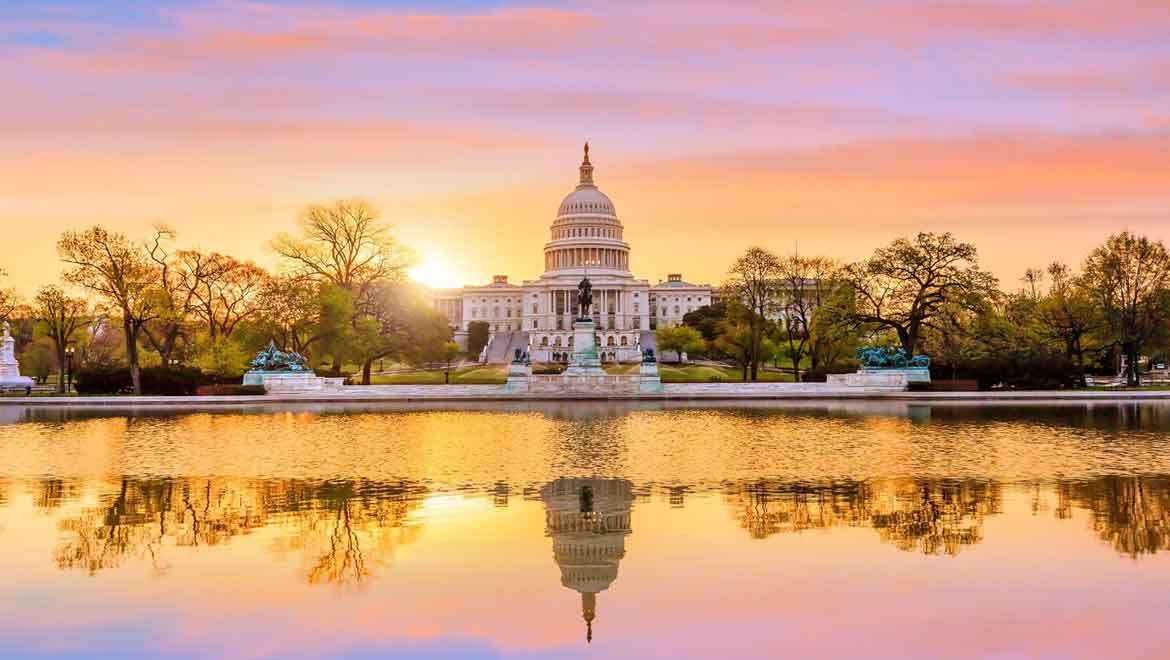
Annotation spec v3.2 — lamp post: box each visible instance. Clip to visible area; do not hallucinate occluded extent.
[64,345,75,394]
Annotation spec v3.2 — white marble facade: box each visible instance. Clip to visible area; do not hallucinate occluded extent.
[433,145,711,363]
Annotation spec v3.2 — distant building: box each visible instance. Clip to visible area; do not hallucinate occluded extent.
[433,145,712,363]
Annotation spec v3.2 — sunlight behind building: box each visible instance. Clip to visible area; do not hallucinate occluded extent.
[409,254,465,289]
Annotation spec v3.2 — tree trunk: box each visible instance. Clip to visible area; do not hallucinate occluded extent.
[361,360,372,386]
[1126,343,1140,386]
[123,316,141,395]
[898,326,914,355]
[331,355,342,377]
[55,342,66,394]
[791,356,801,383]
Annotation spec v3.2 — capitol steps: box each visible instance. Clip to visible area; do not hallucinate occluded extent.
[485,331,531,363]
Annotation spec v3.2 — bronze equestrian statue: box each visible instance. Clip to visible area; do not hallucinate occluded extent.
[576,275,593,319]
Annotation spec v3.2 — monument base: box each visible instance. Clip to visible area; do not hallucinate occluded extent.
[505,361,533,393]
[0,375,34,389]
[564,318,605,376]
[826,367,929,389]
[244,370,345,393]
[639,361,663,393]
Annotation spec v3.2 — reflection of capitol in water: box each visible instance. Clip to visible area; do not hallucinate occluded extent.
[540,478,633,644]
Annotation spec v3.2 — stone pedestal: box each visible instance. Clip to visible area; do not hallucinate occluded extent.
[244,370,344,393]
[0,323,33,389]
[564,318,605,376]
[638,361,663,393]
[825,367,928,389]
[505,361,533,393]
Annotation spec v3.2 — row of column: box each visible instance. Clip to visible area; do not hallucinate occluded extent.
[545,247,628,271]
[545,289,625,328]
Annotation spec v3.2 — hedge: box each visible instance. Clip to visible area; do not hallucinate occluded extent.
[75,366,204,396]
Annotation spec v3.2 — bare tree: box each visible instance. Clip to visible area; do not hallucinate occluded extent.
[0,268,17,321]
[776,254,838,381]
[843,232,998,355]
[725,247,782,380]
[176,250,268,340]
[141,225,196,367]
[272,199,415,298]
[58,227,159,394]
[31,285,91,392]
[272,199,416,373]
[1021,268,1045,301]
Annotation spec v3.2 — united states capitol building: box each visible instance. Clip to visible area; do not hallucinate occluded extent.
[433,145,712,363]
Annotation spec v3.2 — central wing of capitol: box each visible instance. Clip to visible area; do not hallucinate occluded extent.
[431,145,712,363]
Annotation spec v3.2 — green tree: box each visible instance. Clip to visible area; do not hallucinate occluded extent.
[843,232,997,356]
[58,227,159,395]
[712,301,777,381]
[438,341,460,383]
[20,337,55,384]
[1034,262,1101,387]
[192,336,251,379]
[466,321,490,358]
[31,285,91,392]
[655,326,705,361]
[682,303,728,343]
[349,282,454,385]
[1081,232,1170,385]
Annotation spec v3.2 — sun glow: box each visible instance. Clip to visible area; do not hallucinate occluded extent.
[409,254,465,289]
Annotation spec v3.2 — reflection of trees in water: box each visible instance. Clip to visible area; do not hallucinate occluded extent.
[273,480,425,588]
[1057,476,1170,558]
[34,479,81,512]
[729,479,1002,556]
[52,477,425,583]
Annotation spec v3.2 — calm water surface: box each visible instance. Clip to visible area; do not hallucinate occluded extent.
[1,401,1169,659]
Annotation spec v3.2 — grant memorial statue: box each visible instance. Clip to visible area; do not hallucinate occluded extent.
[576,275,593,320]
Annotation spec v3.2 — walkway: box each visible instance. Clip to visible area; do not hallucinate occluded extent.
[3,383,1170,407]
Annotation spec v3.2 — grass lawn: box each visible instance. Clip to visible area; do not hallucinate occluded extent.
[367,363,794,385]
[369,365,507,385]
[605,363,793,382]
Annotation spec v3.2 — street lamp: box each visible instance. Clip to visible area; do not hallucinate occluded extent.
[64,345,75,394]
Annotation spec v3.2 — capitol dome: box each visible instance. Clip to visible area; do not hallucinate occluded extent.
[543,143,632,275]
[558,185,616,218]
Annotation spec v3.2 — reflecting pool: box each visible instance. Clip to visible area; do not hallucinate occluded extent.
[1,401,1169,658]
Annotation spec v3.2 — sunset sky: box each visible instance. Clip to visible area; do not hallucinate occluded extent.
[2,0,1168,293]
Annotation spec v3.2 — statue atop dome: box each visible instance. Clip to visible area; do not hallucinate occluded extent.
[578,141,594,187]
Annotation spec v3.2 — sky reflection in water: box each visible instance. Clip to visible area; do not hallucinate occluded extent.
[0,401,1169,659]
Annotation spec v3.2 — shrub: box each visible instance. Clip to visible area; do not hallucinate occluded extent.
[74,367,132,395]
[196,384,267,396]
[75,366,203,395]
